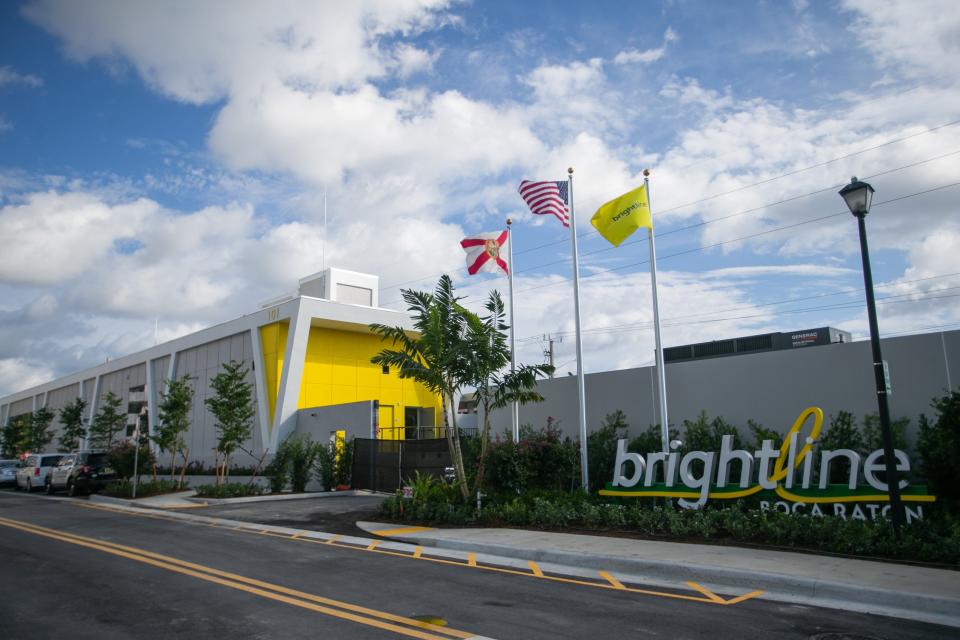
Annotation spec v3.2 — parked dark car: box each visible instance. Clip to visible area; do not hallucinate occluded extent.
[0,459,19,487]
[45,452,117,496]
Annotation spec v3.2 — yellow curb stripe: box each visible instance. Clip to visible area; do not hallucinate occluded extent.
[367,540,381,551]
[599,571,626,590]
[291,533,302,540]
[0,516,474,640]
[723,590,765,605]
[372,526,435,537]
[467,553,477,567]
[686,581,725,604]
[414,546,423,559]
[528,561,544,577]
[325,534,342,545]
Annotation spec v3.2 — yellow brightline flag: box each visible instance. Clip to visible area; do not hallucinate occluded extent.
[590,184,652,247]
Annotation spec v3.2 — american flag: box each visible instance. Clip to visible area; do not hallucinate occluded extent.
[518,180,569,227]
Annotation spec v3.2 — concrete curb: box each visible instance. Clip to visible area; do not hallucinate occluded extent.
[355,522,960,629]
[192,489,382,506]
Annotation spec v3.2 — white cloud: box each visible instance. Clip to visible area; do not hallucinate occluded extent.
[0,358,53,395]
[842,0,960,80]
[393,43,440,77]
[613,27,678,65]
[0,65,43,88]
[22,0,455,103]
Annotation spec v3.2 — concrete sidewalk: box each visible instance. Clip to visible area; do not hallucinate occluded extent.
[357,521,960,629]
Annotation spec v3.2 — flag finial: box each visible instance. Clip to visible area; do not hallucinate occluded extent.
[643,169,651,177]
[568,167,574,175]
[506,217,513,226]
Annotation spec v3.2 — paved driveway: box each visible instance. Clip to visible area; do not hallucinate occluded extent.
[199,493,385,536]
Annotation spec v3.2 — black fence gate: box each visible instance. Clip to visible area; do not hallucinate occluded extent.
[351,438,451,493]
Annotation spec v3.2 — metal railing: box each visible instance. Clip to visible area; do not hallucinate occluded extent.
[376,426,478,440]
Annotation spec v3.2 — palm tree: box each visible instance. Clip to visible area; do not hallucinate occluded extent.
[370,275,474,500]
[464,290,553,494]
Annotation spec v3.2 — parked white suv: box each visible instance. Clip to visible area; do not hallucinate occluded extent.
[17,453,66,492]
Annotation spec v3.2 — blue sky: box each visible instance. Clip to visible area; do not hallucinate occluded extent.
[0,0,958,394]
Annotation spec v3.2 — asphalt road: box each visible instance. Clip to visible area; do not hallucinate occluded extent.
[0,490,955,640]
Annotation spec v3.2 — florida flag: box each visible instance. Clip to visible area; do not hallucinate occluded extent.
[461,231,509,275]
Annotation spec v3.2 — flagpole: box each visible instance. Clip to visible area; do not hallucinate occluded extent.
[506,218,519,443]
[567,167,590,492]
[644,170,670,453]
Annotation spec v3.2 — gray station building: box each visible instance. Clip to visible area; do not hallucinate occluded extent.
[488,327,960,445]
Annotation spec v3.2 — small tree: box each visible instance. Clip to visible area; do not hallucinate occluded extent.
[89,392,126,449]
[155,375,194,487]
[464,290,551,495]
[27,407,55,452]
[371,275,474,500]
[58,398,88,451]
[1,414,31,458]
[205,361,255,485]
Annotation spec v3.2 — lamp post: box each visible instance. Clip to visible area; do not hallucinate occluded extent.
[839,177,905,537]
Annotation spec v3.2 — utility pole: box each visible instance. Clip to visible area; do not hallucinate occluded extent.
[543,334,557,377]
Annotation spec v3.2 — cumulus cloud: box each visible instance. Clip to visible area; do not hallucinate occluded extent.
[842,0,960,80]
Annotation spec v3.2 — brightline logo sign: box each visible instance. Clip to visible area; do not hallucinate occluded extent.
[600,407,935,516]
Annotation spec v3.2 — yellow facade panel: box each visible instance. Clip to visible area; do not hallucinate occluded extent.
[295,326,443,438]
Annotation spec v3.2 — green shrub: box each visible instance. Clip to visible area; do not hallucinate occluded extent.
[587,411,629,493]
[102,478,181,498]
[917,390,960,507]
[194,482,265,499]
[106,441,155,480]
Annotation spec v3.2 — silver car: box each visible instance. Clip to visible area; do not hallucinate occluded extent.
[17,453,65,491]
[0,459,19,487]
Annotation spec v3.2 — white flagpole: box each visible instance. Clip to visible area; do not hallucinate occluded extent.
[506,218,519,443]
[567,167,590,492]
[644,170,670,453]
[322,188,328,271]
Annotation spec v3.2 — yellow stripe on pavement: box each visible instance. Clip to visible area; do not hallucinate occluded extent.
[0,516,478,640]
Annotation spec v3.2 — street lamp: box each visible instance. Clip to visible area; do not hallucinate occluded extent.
[839,177,905,537]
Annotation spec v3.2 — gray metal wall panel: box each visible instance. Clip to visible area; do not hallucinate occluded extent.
[10,397,32,417]
[492,330,960,444]
[82,378,96,406]
[296,402,373,443]
[171,332,256,466]
[942,331,960,393]
[45,382,81,445]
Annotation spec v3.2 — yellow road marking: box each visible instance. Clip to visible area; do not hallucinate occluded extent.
[373,526,435,536]
[599,571,626,590]
[0,516,475,640]
[725,590,766,605]
[528,561,543,577]
[686,581,725,604]
[467,553,477,567]
[367,540,381,551]
[291,532,302,540]
[69,501,764,607]
[414,546,423,559]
